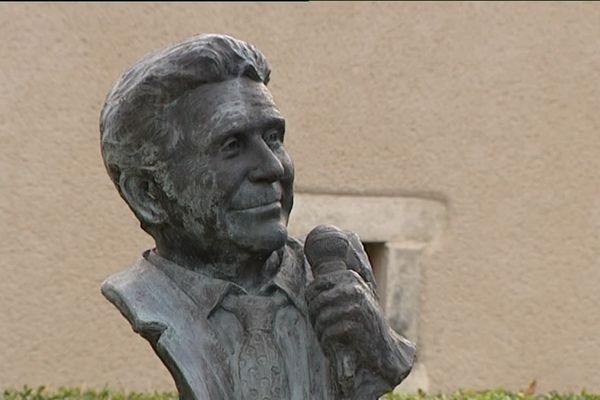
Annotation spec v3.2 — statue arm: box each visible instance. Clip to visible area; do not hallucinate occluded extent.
[351,327,415,399]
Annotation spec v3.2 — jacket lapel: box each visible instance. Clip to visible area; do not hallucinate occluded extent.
[102,256,235,400]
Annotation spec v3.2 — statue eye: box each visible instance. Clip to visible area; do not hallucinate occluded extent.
[220,136,242,155]
[264,129,284,149]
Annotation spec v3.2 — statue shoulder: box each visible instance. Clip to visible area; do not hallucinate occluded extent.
[100,257,185,343]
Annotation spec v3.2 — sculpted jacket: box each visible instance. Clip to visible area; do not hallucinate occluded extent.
[101,237,414,400]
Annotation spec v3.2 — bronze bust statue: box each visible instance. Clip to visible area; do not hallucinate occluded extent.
[100,34,414,400]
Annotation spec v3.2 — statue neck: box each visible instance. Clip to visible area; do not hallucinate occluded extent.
[154,240,280,293]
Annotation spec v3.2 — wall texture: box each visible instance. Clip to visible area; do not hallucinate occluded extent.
[2,2,600,394]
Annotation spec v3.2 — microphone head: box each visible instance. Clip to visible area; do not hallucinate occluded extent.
[304,225,350,269]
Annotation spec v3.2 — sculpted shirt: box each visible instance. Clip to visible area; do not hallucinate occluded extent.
[144,238,334,399]
[104,237,337,399]
[102,236,414,399]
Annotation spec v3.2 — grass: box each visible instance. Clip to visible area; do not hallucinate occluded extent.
[0,387,177,400]
[383,389,600,400]
[2,386,600,400]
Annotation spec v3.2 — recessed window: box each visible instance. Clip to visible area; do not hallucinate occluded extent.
[362,242,387,311]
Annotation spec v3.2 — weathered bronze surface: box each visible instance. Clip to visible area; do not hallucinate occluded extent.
[100,34,414,400]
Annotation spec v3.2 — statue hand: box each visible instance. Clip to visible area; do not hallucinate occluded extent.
[304,227,415,398]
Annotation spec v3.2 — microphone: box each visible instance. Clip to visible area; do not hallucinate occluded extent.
[305,225,356,397]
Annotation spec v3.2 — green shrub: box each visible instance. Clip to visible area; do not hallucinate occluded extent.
[1,387,178,400]
[383,389,600,400]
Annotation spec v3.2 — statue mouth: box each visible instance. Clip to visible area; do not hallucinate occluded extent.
[231,201,281,213]
[230,186,283,211]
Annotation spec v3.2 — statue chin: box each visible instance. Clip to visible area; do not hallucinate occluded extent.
[223,205,289,256]
[229,221,289,256]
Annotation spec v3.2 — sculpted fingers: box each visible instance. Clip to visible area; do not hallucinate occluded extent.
[319,320,363,349]
[306,270,375,332]
[306,270,365,312]
[305,273,338,304]
[313,302,364,338]
[305,269,363,303]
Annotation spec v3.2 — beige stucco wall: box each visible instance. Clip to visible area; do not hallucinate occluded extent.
[2,2,600,394]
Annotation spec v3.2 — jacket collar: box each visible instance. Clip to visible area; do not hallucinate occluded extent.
[144,237,308,318]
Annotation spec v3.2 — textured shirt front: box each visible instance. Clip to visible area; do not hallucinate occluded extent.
[144,238,335,400]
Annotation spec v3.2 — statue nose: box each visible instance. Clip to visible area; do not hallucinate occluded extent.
[248,141,285,182]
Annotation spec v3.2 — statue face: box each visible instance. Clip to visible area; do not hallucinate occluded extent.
[160,77,294,258]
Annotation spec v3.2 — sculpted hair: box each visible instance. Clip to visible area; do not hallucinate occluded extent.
[99,34,271,198]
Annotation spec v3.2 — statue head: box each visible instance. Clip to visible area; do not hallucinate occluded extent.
[100,34,294,264]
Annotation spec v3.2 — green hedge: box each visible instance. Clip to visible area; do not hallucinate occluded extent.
[0,388,176,400]
[2,387,600,400]
[383,391,600,400]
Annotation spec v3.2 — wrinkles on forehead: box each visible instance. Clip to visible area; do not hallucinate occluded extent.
[178,77,282,149]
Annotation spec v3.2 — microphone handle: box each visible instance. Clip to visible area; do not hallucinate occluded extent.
[313,260,356,398]
[336,347,356,398]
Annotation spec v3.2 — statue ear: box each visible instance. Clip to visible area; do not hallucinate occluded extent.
[119,174,167,226]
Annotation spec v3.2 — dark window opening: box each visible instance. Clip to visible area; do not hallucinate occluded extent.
[362,242,387,311]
